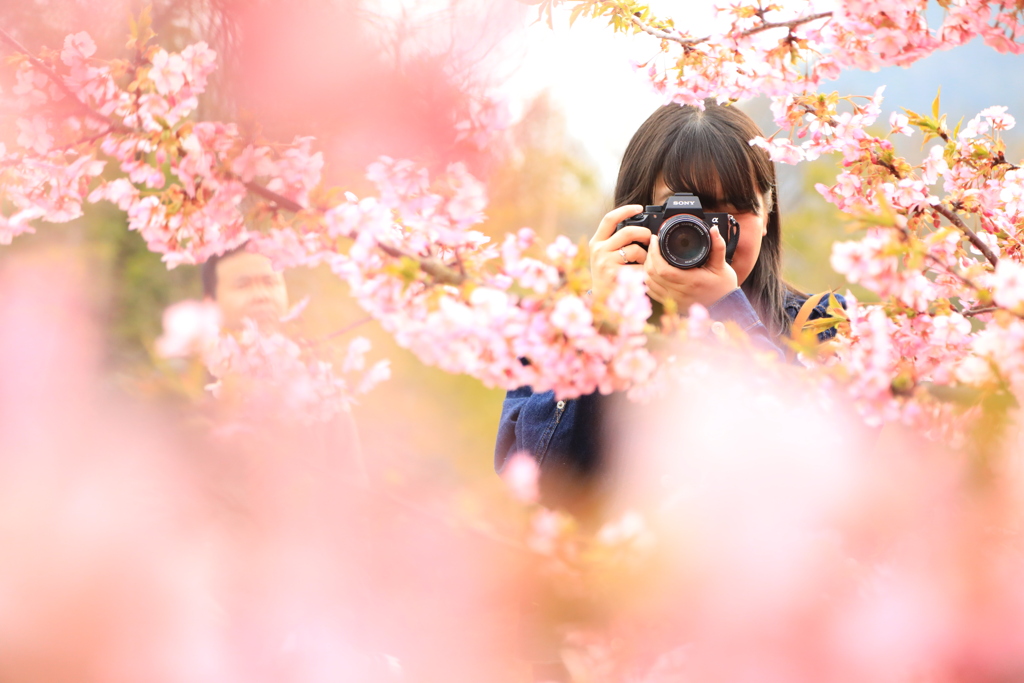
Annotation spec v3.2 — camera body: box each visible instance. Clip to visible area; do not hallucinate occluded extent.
[615,192,739,269]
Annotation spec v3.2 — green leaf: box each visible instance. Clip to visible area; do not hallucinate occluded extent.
[383,256,421,289]
[931,87,941,120]
[926,382,974,404]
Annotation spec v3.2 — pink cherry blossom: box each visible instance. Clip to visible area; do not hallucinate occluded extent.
[60,31,96,67]
[749,135,804,164]
[149,49,188,95]
[16,116,52,154]
[992,259,1024,312]
[889,111,915,136]
[0,208,43,245]
[921,144,949,185]
[550,295,595,338]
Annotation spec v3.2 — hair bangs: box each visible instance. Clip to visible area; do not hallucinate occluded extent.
[659,121,762,215]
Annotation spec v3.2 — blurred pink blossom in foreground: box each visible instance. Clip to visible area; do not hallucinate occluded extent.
[5,253,1024,683]
[155,299,221,358]
[0,254,522,683]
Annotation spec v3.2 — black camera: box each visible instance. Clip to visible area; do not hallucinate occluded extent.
[615,193,740,269]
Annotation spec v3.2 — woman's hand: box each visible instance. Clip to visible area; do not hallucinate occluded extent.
[589,204,650,299]
[644,225,738,311]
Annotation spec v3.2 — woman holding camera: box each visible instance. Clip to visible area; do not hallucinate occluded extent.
[495,101,841,512]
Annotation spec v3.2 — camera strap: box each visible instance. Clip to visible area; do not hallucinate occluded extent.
[723,215,740,264]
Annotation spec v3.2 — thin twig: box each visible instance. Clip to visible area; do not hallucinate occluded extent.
[740,11,833,39]
[925,252,980,291]
[320,316,374,342]
[922,254,1024,321]
[53,125,115,153]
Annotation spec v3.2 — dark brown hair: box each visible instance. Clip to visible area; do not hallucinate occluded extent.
[614,101,797,338]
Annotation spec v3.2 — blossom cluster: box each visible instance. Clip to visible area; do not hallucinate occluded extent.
[2,30,322,266]
[559,0,1024,106]
[552,0,1024,431]
[204,322,390,424]
[4,4,1024,435]
[154,299,389,424]
[320,163,657,398]
[1,26,664,402]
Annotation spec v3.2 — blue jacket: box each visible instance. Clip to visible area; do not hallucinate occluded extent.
[494,289,844,510]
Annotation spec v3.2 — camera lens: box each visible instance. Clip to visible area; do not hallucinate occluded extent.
[659,215,710,269]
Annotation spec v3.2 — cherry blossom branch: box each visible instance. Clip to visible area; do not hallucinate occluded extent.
[867,150,1000,268]
[0,26,131,134]
[617,3,832,47]
[922,253,1024,320]
[617,6,686,43]
[883,214,1018,320]
[0,26,470,289]
[242,183,464,285]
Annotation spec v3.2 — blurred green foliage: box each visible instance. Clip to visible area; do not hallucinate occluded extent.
[90,206,201,368]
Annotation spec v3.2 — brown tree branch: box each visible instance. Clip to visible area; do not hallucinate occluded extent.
[740,11,833,39]
[243,181,304,213]
[376,242,466,286]
[865,149,1000,269]
[934,204,999,267]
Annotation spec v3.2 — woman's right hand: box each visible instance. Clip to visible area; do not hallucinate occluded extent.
[588,204,651,299]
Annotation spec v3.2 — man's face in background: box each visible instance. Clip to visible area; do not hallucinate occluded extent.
[214,252,290,331]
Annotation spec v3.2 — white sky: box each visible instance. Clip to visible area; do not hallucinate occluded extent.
[497,2,717,189]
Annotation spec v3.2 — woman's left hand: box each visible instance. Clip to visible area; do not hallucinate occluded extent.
[644,225,738,311]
